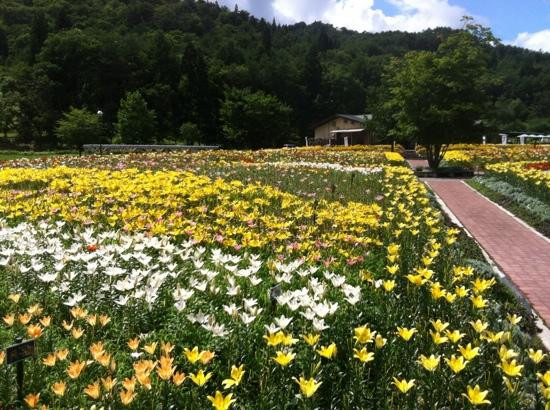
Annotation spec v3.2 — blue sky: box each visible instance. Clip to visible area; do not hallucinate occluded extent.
[214,0,550,52]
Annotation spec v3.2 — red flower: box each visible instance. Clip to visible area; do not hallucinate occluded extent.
[87,244,97,252]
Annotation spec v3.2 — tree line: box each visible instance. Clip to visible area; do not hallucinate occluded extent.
[0,0,549,149]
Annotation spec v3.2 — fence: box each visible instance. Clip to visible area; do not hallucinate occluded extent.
[82,144,220,153]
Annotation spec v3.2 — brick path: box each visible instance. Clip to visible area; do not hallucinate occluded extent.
[425,179,550,327]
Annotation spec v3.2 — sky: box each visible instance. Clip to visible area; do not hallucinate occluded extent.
[213,0,550,52]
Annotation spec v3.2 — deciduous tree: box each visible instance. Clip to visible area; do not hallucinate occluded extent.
[221,88,291,148]
[383,31,491,168]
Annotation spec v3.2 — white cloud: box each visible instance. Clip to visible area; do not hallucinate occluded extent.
[214,0,469,32]
[511,30,550,53]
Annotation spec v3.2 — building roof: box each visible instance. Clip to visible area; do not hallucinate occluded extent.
[329,128,365,134]
[312,113,372,129]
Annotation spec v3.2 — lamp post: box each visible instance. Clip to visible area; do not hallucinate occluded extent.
[97,110,104,155]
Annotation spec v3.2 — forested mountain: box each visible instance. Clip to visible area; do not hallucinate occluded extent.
[0,0,549,148]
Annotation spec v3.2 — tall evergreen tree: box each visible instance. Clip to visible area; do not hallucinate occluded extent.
[114,91,156,144]
[0,27,8,60]
[180,43,219,143]
[29,12,48,63]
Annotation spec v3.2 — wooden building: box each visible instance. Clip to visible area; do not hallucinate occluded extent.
[312,114,373,146]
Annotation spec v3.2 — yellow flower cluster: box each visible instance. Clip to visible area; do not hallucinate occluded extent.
[384,152,405,162]
[0,166,386,260]
[486,161,550,189]
[444,150,473,163]
[444,145,550,168]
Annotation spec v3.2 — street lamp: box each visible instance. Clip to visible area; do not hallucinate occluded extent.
[97,110,104,154]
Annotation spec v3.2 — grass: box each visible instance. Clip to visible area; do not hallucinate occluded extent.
[466,178,550,239]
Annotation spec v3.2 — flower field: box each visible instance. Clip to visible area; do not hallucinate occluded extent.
[443,145,550,170]
[0,148,548,409]
[485,162,550,202]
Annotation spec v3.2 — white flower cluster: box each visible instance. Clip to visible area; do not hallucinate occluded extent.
[0,219,364,340]
[269,161,383,175]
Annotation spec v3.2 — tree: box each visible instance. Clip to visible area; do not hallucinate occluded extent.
[0,27,8,60]
[0,76,20,140]
[55,107,103,151]
[114,91,156,144]
[179,122,203,145]
[221,88,292,148]
[30,12,49,63]
[382,31,491,168]
[14,67,58,148]
[180,43,220,143]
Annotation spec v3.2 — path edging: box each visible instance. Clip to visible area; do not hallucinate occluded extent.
[424,180,550,351]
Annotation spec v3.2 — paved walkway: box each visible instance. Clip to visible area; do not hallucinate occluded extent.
[425,179,550,327]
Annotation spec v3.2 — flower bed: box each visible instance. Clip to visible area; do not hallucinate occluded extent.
[524,162,550,171]
[0,152,548,408]
[485,162,550,205]
[444,145,550,170]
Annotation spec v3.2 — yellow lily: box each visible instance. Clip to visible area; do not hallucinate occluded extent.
[396,327,417,341]
[294,376,322,398]
[418,354,440,372]
[273,351,296,367]
[445,355,468,374]
[190,369,212,387]
[207,391,236,410]
[462,385,490,405]
[317,343,337,359]
[353,347,375,363]
[392,377,415,393]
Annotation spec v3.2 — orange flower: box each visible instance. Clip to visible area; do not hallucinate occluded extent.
[70,307,87,319]
[136,372,152,390]
[39,316,51,327]
[120,389,136,405]
[56,349,69,361]
[51,381,67,397]
[133,359,156,375]
[122,377,136,392]
[101,376,117,392]
[97,353,111,367]
[19,313,32,325]
[86,314,97,327]
[62,320,73,331]
[24,393,40,408]
[157,356,175,380]
[127,338,140,351]
[0,351,5,365]
[200,350,216,365]
[71,327,84,339]
[27,304,43,316]
[99,314,111,326]
[27,324,43,339]
[161,341,175,355]
[42,353,57,367]
[84,381,101,400]
[67,360,86,379]
[3,313,15,326]
[172,371,186,386]
[89,341,105,360]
